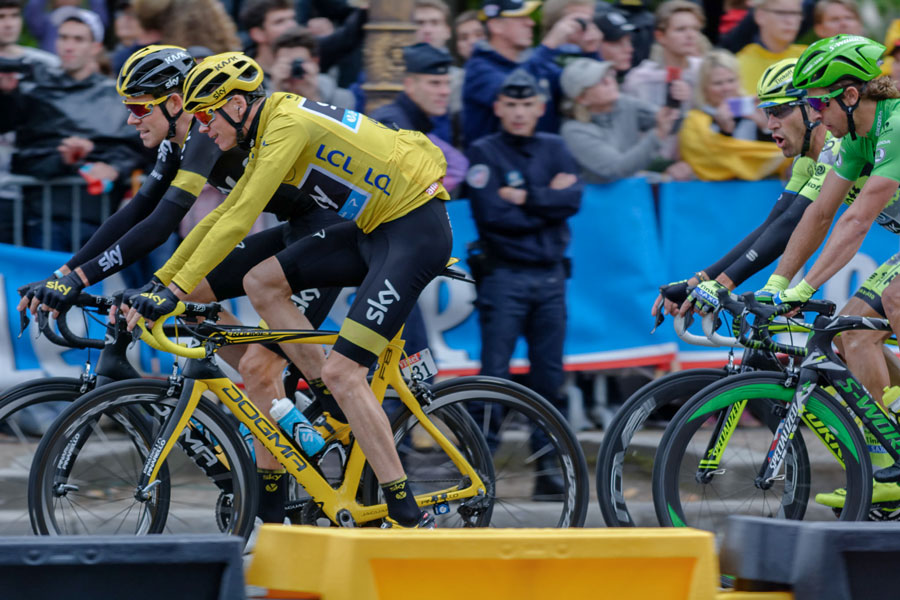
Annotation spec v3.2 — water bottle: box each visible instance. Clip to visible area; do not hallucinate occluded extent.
[270,397,326,456]
[239,423,255,462]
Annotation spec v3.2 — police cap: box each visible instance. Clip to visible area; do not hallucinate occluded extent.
[497,68,544,99]
[403,43,452,75]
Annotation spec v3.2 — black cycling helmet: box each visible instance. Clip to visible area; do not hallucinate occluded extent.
[117,45,195,139]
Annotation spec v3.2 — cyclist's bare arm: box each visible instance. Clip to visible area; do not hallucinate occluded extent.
[804,174,900,288]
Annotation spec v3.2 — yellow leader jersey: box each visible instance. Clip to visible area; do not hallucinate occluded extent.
[156,92,450,292]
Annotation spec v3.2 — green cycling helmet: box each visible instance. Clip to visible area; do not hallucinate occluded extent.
[792,34,885,89]
[757,59,805,107]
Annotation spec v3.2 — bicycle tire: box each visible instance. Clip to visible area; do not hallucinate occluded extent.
[379,376,589,528]
[28,379,258,539]
[652,371,871,534]
[0,377,85,535]
[597,368,727,527]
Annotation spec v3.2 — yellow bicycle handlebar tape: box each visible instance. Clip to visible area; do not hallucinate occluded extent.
[142,302,208,359]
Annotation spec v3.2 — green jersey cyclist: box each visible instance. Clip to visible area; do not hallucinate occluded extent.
[750,35,900,510]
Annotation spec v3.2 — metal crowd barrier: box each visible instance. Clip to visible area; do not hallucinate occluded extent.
[0,174,112,252]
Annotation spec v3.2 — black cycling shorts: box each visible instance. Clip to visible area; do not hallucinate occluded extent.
[206,208,344,328]
[276,198,452,367]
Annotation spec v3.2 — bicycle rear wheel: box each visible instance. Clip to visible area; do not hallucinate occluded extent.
[28,379,257,539]
[365,376,589,528]
[652,372,871,537]
[596,368,726,527]
[0,377,85,535]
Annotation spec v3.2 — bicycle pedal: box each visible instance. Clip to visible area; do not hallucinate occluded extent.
[869,504,900,521]
[874,462,900,483]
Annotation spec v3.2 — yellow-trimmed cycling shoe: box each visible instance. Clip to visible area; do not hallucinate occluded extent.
[815,481,900,509]
[381,511,435,529]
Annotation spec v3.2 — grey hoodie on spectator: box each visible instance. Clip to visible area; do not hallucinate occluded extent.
[560,94,662,183]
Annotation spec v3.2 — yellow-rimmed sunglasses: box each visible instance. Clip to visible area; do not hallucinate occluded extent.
[194,97,233,126]
[123,95,171,119]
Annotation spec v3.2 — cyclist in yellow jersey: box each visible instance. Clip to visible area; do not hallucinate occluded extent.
[126,53,451,528]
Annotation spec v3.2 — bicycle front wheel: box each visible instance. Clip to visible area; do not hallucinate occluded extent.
[387,376,589,528]
[28,379,258,539]
[596,368,726,527]
[652,371,871,536]
[0,377,85,535]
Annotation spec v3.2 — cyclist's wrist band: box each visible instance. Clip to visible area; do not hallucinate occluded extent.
[53,269,64,279]
[694,271,709,282]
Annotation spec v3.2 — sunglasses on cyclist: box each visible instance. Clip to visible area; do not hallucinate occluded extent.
[194,96,235,127]
[806,88,845,112]
[762,102,803,120]
[123,95,170,119]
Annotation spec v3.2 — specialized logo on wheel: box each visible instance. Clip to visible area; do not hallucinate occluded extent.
[366,279,400,325]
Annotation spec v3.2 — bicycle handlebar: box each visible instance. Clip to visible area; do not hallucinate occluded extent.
[138,301,224,359]
[673,313,717,347]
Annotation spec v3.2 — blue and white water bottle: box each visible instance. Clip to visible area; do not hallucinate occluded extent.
[270,397,326,456]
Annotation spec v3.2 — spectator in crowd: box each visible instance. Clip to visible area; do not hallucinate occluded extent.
[888,40,900,89]
[112,0,241,75]
[812,0,862,39]
[0,0,56,65]
[719,0,749,35]
[462,0,586,148]
[241,0,297,74]
[622,0,703,111]
[0,0,58,244]
[372,43,467,192]
[0,9,145,250]
[410,0,455,144]
[734,0,806,94]
[595,9,636,80]
[450,8,484,138]
[112,0,140,48]
[883,19,900,80]
[465,69,581,497]
[560,58,683,183]
[454,9,485,62]
[269,26,354,108]
[679,49,788,181]
[413,0,451,49]
[24,0,108,53]
[606,0,656,69]
[541,0,603,60]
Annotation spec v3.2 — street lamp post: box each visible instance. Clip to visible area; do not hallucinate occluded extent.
[362,0,416,113]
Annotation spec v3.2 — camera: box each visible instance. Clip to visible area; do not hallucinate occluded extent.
[0,57,31,75]
[290,58,306,79]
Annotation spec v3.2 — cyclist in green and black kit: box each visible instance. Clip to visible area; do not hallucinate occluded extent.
[750,35,900,509]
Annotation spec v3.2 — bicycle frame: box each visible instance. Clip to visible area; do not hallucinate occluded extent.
[697,312,900,490]
[136,308,490,526]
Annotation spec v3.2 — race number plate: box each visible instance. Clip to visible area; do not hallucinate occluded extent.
[399,348,438,381]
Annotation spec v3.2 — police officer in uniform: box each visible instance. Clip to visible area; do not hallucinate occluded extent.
[465,68,582,498]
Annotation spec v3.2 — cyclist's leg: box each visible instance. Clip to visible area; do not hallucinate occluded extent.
[840,252,900,407]
[246,199,452,525]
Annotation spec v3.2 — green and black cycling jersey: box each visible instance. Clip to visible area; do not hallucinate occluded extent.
[65,119,318,285]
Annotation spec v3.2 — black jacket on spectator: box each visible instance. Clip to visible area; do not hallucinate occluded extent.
[466,130,582,266]
[370,92,432,133]
[0,64,144,180]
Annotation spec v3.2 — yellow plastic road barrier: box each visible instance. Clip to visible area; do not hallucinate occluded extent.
[716,592,793,600]
[246,526,718,600]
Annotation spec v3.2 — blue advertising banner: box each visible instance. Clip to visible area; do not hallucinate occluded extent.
[4,178,894,385]
[659,180,900,365]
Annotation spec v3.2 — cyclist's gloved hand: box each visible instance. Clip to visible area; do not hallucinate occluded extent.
[121,278,162,308]
[777,279,816,306]
[17,275,55,313]
[687,280,728,314]
[127,283,179,323]
[755,274,789,304]
[32,272,84,312]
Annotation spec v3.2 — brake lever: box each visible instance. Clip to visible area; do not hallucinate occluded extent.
[651,310,665,333]
[18,309,29,338]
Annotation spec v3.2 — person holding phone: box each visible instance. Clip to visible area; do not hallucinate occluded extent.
[679,49,789,180]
